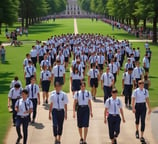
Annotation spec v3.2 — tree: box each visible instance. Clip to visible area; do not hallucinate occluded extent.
[0,0,19,34]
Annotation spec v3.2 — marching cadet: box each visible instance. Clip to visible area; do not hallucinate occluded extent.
[15,89,33,144]
[73,82,93,144]
[52,58,65,86]
[63,46,70,69]
[38,45,46,65]
[109,59,118,84]
[30,45,38,68]
[97,52,105,75]
[143,54,150,75]
[70,67,83,96]
[8,83,23,126]
[88,63,99,100]
[122,68,135,109]
[40,54,51,71]
[133,61,143,88]
[104,88,125,144]
[39,65,51,104]
[49,82,68,144]
[10,76,22,89]
[26,76,40,123]
[124,58,134,72]
[24,60,36,85]
[132,80,151,143]
[89,52,97,68]
[101,66,114,103]
[23,53,31,70]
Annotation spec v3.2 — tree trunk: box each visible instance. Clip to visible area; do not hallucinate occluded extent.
[143,18,146,31]
[152,14,157,43]
[25,16,29,28]
[22,17,24,28]
[0,23,2,34]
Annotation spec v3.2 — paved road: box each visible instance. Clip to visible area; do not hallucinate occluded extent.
[5,92,157,144]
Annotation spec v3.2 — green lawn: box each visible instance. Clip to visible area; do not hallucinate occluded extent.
[0,18,158,143]
[77,19,138,40]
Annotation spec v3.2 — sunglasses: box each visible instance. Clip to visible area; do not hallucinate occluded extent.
[139,83,144,85]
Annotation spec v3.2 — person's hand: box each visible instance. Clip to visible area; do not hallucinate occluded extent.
[123,118,126,123]
[104,118,107,124]
[39,84,41,88]
[49,114,51,120]
[65,112,67,120]
[73,111,75,119]
[90,112,93,118]
[148,108,152,114]
[132,108,136,113]
[38,100,40,105]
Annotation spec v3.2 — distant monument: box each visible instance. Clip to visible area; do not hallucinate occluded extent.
[65,0,86,16]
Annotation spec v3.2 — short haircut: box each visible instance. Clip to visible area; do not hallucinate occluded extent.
[112,88,118,93]
[22,89,28,95]
[80,81,86,87]
[14,83,20,88]
[14,76,18,81]
[54,82,62,87]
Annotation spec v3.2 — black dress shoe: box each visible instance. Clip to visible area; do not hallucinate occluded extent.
[16,135,22,144]
[135,131,139,139]
[114,139,117,144]
[140,137,145,143]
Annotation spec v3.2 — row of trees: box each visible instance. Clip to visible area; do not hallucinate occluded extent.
[78,0,158,43]
[0,0,67,33]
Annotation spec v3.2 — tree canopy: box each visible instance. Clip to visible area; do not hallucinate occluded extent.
[78,0,158,43]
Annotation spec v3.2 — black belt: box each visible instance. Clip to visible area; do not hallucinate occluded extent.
[53,108,64,111]
[109,114,119,117]
[78,105,88,108]
[17,115,29,119]
[136,102,146,105]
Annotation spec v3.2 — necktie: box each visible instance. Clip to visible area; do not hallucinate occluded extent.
[114,100,116,114]
[107,73,110,86]
[112,64,113,74]
[129,74,132,85]
[31,84,34,98]
[58,65,60,77]
[138,68,140,75]
[100,56,101,63]
[93,69,95,78]
[82,91,84,101]
[57,93,60,109]
[24,101,28,111]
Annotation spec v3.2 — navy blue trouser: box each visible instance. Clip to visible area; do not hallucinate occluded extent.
[30,99,37,120]
[108,115,121,139]
[123,85,133,105]
[26,77,31,85]
[52,109,64,137]
[103,86,112,103]
[11,99,18,124]
[135,103,147,132]
[16,116,29,144]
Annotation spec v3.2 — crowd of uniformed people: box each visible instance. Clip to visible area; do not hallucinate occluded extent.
[8,33,152,144]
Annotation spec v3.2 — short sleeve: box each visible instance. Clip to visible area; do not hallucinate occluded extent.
[62,66,65,73]
[118,98,123,108]
[51,67,54,74]
[132,89,136,98]
[105,99,109,108]
[29,100,33,109]
[8,89,12,98]
[34,67,36,72]
[74,92,78,100]
[49,95,54,103]
[145,90,149,98]
[88,91,92,100]
[64,93,68,104]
